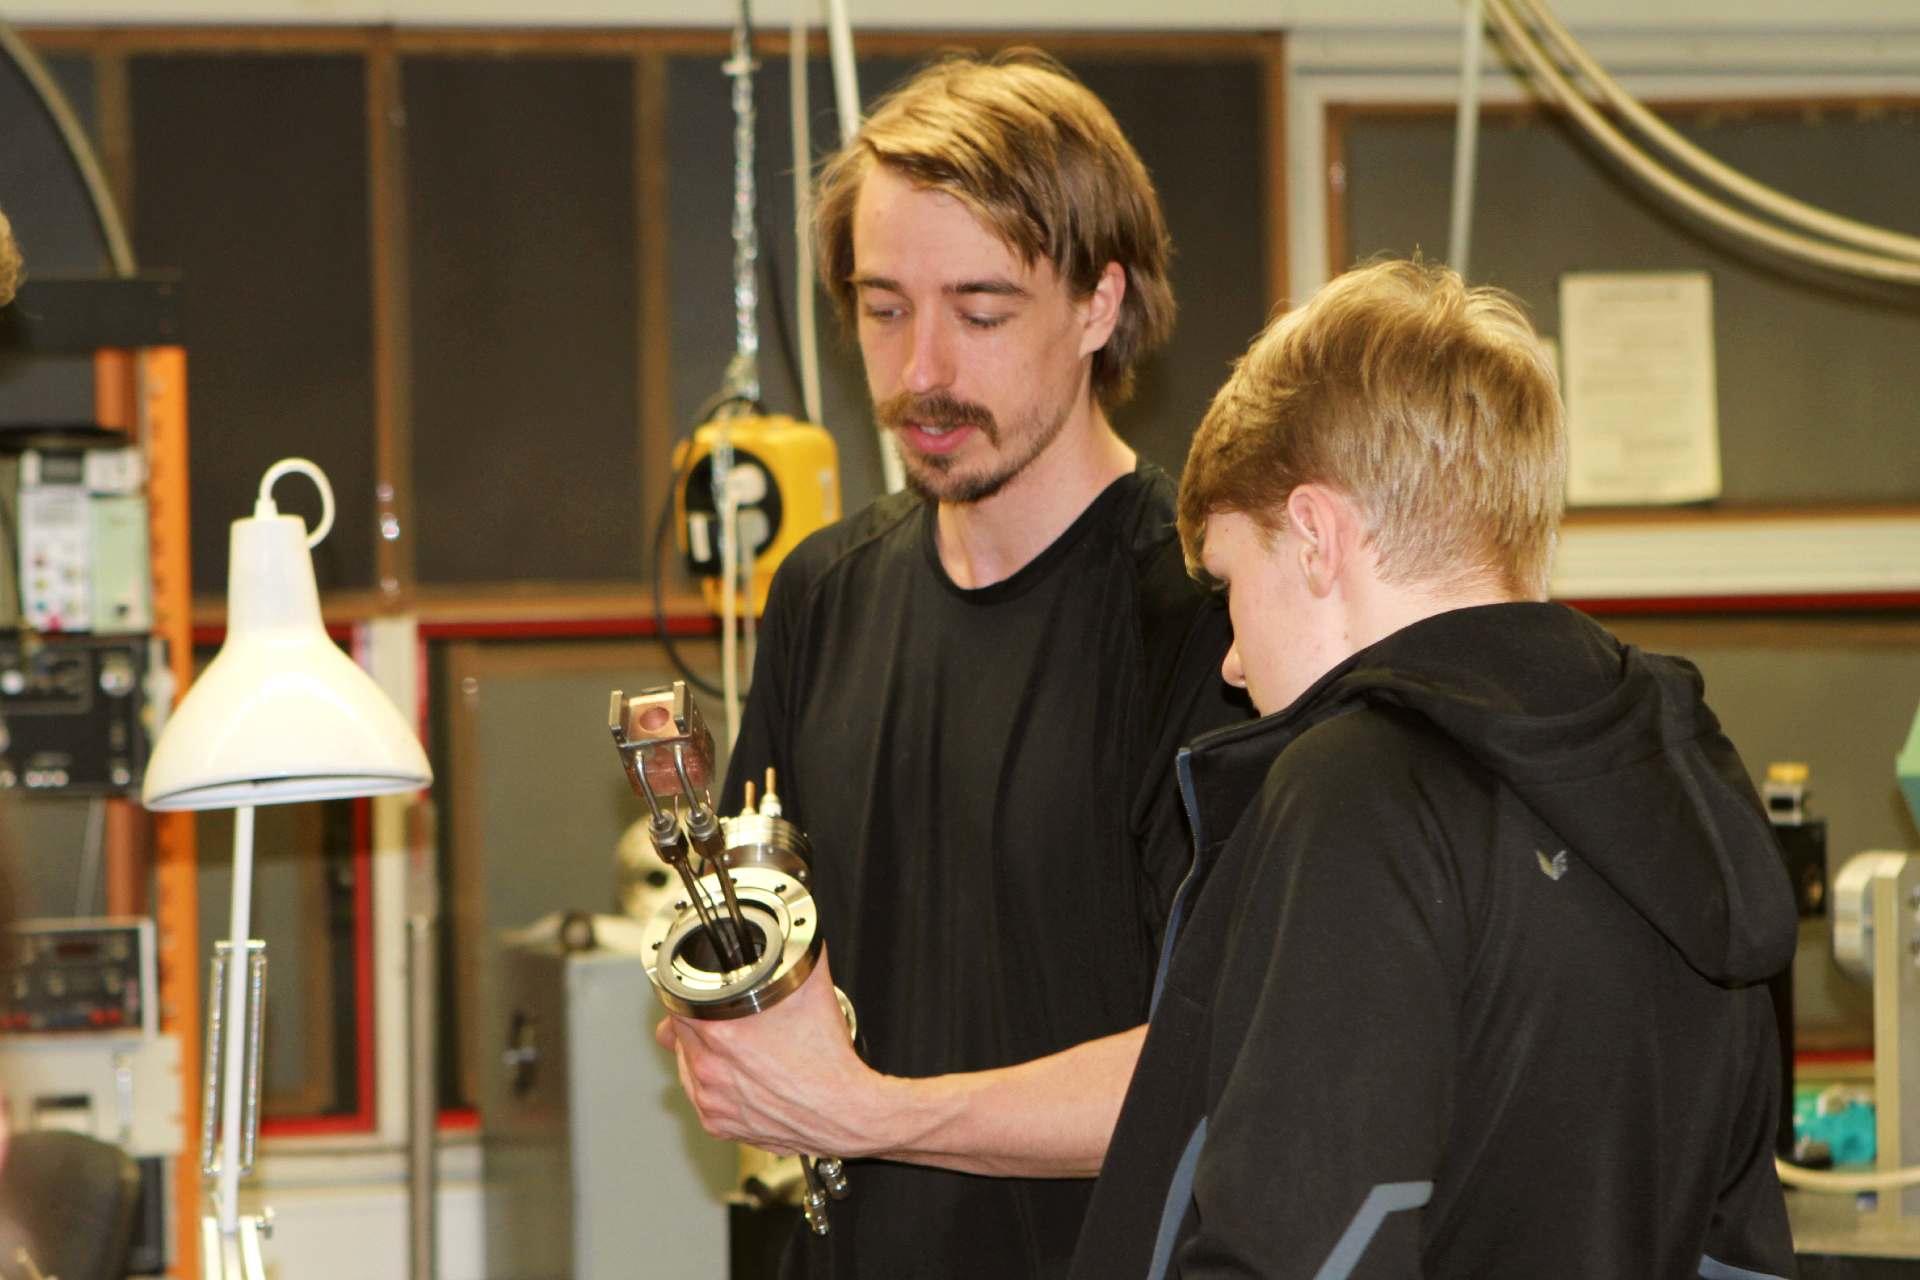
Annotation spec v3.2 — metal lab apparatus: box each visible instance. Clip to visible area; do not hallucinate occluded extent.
[609,681,855,1234]
[0,917,181,1274]
[1784,700,1920,1261]
[480,913,732,1279]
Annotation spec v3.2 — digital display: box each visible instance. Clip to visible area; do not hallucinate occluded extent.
[2,919,151,1034]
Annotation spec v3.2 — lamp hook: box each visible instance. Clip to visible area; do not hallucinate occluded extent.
[256,457,336,549]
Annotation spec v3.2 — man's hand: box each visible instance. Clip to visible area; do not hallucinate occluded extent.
[656,949,896,1160]
[657,954,1148,1179]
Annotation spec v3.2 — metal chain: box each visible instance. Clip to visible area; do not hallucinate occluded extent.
[720,7,761,413]
[713,0,760,746]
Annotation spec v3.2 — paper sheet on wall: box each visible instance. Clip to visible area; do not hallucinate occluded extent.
[1559,271,1720,506]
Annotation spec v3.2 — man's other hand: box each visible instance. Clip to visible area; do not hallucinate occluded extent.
[655,948,891,1159]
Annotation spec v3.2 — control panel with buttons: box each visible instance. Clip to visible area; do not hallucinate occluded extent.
[17,449,92,633]
[0,632,151,793]
[2,916,157,1036]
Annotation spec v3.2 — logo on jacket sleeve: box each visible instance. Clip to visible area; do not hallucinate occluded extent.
[1536,848,1571,881]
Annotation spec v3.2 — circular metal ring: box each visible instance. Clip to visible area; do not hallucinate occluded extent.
[641,864,821,1020]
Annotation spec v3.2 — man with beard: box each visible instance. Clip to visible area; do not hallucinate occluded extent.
[657,50,1246,1279]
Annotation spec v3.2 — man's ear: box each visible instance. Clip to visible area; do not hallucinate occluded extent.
[1077,262,1127,357]
[1283,484,1357,598]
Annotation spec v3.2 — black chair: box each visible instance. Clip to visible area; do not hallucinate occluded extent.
[0,1130,141,1280]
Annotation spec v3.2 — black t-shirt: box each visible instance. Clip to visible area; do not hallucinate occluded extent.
[723,464,1246,1279]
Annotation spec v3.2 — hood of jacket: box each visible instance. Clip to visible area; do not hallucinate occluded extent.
[1183,602,1797,986]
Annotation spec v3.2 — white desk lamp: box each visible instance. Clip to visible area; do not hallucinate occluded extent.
[142,458,432,1279]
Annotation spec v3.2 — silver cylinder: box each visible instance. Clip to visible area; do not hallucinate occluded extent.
[722,809,814,882]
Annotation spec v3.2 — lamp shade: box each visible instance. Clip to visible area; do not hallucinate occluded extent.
[142,460,431,812]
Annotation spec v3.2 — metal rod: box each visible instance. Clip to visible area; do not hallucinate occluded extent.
[240,946,267,1175]
[712,864,754,964]
[672,743,713,826]
[1448,0,1485,277]
[789,4,824,426]
[665,848,740,973]
[237,1212,269,1280]
[406,914,439,1280]
[823,0,860,147]
[819,0,905,493]
[216,805,256,1236]
[674,746,753,964]
[200,951,226,1175]
[798,1154,831,1234]
[634,764,669,830]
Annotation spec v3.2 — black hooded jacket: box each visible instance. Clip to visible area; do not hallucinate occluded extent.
[1070,602,1799,1280]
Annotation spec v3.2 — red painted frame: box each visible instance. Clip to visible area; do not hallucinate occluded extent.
[1797,1049,1872,1069]
[261,795,378,1138]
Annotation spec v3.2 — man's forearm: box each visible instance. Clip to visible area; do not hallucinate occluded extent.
[858,1025,1145,1178]
[665,955,1144,1177]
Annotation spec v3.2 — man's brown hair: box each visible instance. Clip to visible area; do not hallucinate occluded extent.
[0,208,22,308]
[814,48,1175,409]
[1178,257,1567,599]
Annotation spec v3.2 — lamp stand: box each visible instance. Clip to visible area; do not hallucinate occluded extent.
[200,804,272,1280]
[218,805,253,1235]
[140,459,436,1279]
[407,912,438,1279]
[405,797,442,1280]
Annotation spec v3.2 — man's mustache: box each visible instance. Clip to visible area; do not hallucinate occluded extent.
[875,392,999,442]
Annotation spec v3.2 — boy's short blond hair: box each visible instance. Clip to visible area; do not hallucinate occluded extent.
[1178,258,1566,599]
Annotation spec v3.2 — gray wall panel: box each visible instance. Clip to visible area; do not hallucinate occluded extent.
[1344,108,1920,506]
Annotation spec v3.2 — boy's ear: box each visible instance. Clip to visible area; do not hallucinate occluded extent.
[1283,484,1353,598]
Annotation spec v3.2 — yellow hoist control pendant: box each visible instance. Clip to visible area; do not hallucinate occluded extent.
[674,415,840,617]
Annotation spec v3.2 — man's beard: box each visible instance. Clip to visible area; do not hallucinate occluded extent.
[876,389,1071,505]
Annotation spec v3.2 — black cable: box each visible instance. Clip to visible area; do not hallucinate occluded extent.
[757,208,808,411]
[652,462,721,698]
[651,390,761,697]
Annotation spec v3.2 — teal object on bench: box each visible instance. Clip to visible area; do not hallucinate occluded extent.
[1795,1085,1877,1167]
